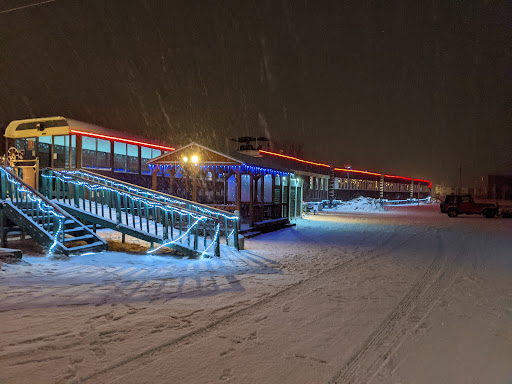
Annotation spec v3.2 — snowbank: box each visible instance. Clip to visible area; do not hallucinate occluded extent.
[331,197,385,212]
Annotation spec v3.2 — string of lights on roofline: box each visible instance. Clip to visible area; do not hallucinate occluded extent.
[258,150,431,186]
[69,130,430,186]
[147,163,292,178]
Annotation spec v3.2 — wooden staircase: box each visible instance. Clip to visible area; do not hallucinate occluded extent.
[0,166,107,256]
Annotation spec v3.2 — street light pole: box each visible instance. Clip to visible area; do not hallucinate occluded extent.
[459,164,462,194]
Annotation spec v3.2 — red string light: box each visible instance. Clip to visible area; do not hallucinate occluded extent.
[262,150,431,186]
[259,150,331,168]
[70,130,175,152]
[334,168,381,176]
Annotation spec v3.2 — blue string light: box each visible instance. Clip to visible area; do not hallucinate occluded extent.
[60,170,239,221]
[1,168,65,257]
[147,218,205,254]
[44,172,209,221]
[200,222,220,258]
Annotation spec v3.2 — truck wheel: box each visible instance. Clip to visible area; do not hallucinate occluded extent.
[483,209,496,218]
[447,209,458,218]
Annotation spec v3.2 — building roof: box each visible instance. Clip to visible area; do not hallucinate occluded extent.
[4,116,175,152]
[149,142,294,175]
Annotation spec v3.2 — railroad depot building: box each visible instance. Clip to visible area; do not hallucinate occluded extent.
[4,116,432,225]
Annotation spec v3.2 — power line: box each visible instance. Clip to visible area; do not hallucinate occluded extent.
[0,0,56,15]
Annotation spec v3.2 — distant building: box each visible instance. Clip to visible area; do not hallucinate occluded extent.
[475,174,512,200]
[434,184,474,198]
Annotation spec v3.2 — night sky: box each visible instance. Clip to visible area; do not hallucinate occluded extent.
[0,0,510,185]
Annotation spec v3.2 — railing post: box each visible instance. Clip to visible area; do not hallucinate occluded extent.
[48,170,53,200]
[215,221,220,257]
[74,182,79,208]
[116,193,122,225]
[188,215,191,246]
[224,217,228,245]
[0,170,6,200]
[53,219,59,238]
[234,219,239,251]
[193,217,199,250]
[0,205,6,248]
[163,210,168,240]
[203,221,207,249]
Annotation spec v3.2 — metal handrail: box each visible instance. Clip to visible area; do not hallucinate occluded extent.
[42,169,223,256]
[51,170,217,220]
[72,169,239,219]
[0,166,69,253]
[0,166,71,218]
[56,168,239,250]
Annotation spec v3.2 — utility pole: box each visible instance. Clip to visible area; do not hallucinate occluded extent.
[459,164,462,194]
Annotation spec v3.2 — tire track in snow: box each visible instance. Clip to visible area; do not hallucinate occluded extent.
[76,226,414,384]
[329,230,463,384]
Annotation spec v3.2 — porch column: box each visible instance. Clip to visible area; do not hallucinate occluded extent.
[138,146,142,175]
[110,140,115,171]
[271,174,276,218]
[76,135,82,169]
[212,171,217,204]
[280,177,284,218]
[235,168,242,221]
[169,169,174,195]
[151,166,158,191]
[192,172,198,202]
[260,174,265,203]
[288,178,292,218]
[249,173,254,226]
[182,168,190,200]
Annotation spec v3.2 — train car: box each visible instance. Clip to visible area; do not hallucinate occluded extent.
[3,116,175,189]
[332,167,431,201]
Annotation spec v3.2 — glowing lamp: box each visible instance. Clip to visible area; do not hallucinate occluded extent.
[183,156,188,162]
[191,155,199,164]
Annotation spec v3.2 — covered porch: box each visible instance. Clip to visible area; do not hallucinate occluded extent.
[147,143,303,225]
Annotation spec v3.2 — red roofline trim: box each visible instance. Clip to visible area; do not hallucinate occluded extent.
[70,130,176,152]
[259,150,331,168]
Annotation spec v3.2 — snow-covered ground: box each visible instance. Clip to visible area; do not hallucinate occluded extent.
[1,204,512,384]
[330,196,385,212]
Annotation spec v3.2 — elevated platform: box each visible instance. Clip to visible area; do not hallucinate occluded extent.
[0,166,107,256]
[39,169,240,257]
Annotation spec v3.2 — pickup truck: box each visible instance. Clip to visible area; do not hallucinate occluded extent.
[440,194,499,218]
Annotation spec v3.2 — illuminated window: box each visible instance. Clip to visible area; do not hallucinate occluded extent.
[264,174,273,202]
[114,142,127,172]
[126,144,138,173]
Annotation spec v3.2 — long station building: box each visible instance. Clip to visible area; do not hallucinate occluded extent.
[4,117,431,225]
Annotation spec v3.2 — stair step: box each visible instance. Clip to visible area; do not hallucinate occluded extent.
[242,231,261,238]
[65,241,106,252]
[63,234,94,243]
[64,226,87,234]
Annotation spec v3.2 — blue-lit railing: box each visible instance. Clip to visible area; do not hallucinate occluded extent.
[61,169,239,250]
[0,166,68,255]
[41,169,231,256]
[381,197,431,205]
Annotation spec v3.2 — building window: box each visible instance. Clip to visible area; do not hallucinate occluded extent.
[82,137,111,170]
[264,174,273,202]
[241,174,250,202]
[114,142,127,172]
[53,135,69,168]
[126,144,138,173]
[141,147,162,175]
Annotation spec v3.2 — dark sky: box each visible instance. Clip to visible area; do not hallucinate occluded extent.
[0,0,510,185]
